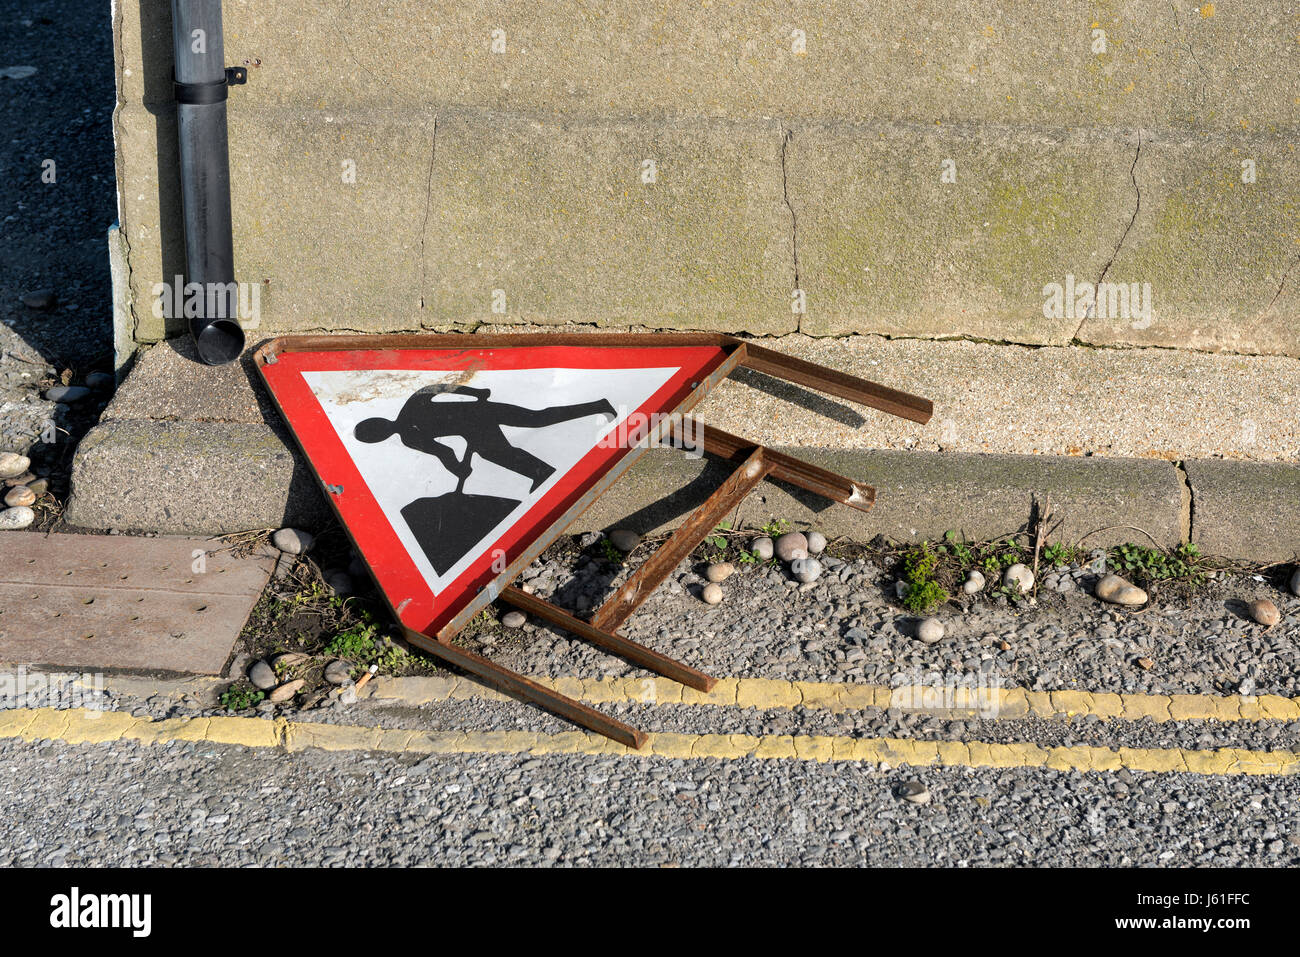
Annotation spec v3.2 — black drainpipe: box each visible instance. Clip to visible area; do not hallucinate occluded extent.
[171,0,246,365]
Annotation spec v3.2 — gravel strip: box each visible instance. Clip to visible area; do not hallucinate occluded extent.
[487,552,1299,698]
[264,696,1300,755]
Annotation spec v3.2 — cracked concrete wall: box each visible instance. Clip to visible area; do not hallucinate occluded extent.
[113,0,1300,355]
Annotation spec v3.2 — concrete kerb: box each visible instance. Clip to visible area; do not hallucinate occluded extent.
[1184,459,1300,564]
[64,408,1300,561]
[63,334,1300,561]
[64,411,1189,545]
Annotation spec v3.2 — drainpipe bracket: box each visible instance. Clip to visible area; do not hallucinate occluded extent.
[173,66,248,105]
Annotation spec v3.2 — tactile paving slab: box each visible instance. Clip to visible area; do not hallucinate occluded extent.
[0,533,275,674]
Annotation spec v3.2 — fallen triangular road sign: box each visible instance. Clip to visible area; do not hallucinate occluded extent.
[256,333,932,748]
[258,335,735,636]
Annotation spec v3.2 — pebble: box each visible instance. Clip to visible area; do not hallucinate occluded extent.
[502,610,527,628]
[0,453,30,480]
[1094,573,1148,606]
[1003,564,1034,594]
[4,471,34,487]
[0,506,34,530]
[272,527,314,555]
[1135,657,1155,671]
[805,531,827,555]
[269,679,305,704]
[701,582,723,605]
[272,652,309,669]
[775,532,808,562]
[45,385,90,403]
[21,289,56,310]
[1291,569,1300,598]
[962,570,986,595]
[323,660,353,686]
[750,537,774,560]
[25,478,47,496]
[917,617,945,644]
[790,558,822,583]
[85,371,115,391]
[608,529,640,552]
[896,781,931,805]
[1248,599,1280,628]
[3,486,34,507]
[247,661,276,691]
[705,562,735,583]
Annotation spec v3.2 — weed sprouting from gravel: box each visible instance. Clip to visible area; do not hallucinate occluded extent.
[1042,542,1085,568]
[1109,542,1206,587]
[323,611,417,674]
[597,537,624,565]
[225,558,438,709]
[219,681,264,712]
[900,543,950,613]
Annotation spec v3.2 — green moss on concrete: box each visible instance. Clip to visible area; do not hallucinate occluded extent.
[419,113,794,333]
[1078,137,1300,355]
[796,128,1135,343]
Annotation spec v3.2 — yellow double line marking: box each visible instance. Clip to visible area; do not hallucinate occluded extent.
[0,692,1297,776]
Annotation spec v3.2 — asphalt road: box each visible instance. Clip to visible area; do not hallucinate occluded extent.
[2,733,1297,868]
[0,0,115,368]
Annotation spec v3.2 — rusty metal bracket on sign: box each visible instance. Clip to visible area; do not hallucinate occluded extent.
[255,332,931,749]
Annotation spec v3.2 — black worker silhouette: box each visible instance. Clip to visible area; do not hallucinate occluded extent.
[354,383,617,577]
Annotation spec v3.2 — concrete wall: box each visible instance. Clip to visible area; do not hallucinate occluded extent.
[112,1,1300,356]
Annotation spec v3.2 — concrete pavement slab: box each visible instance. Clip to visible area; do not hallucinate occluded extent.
[0,533,274,674]
[101,331,1300,458]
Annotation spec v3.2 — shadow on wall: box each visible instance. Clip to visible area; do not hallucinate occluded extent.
[138,1,185,339]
